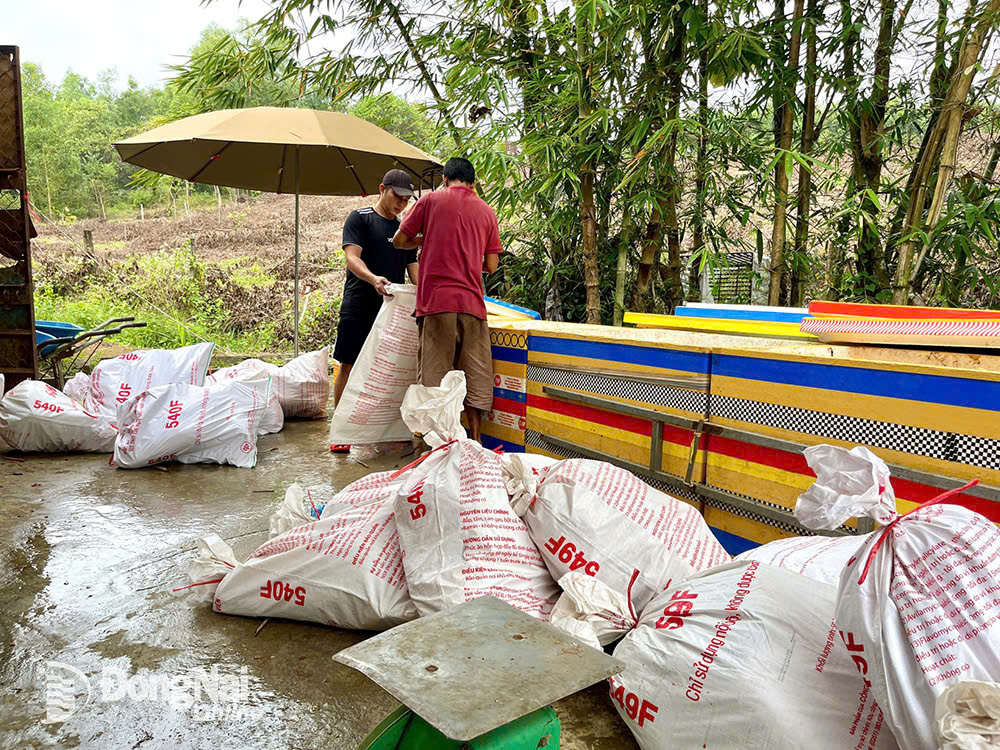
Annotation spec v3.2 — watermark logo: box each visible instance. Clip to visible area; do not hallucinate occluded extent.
[40,662,251,724]
[43,661,91,724]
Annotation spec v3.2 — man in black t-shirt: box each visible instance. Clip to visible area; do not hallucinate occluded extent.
[331,169,420,451]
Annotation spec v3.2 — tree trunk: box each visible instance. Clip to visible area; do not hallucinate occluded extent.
[576,0,601,325]
[614,203,632,326]
[635,5,688,311]
[790,0,821,306]
[767,0,805,305]
[690,0,710,298]
[661,9,686,311]
[893,0,1000,303]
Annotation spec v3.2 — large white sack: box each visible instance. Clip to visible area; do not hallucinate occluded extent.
[187,497,418,630]
[329,284,417,446]
[210,349,329,419]
[112,379,269,468]
[207,359,283,435]
[85,342,215,421]
[611,560,897,750]
[797,444,1000,750]
[63,372,90,404]
[0,380,116,452]
[394,371,560,619]
[525,458,730,629]
[735,532,871,587]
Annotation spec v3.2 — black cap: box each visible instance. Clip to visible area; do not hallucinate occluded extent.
[382,168,415,197]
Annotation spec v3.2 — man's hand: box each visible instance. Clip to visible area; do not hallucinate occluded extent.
[413,233,425,247]
[372,276,393,296]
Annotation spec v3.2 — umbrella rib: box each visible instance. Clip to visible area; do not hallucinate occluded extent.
[120,141,164,162]
[336,147,369,196]
[392,156,440,189]
[277,144,288,195]
[188,142,234,183]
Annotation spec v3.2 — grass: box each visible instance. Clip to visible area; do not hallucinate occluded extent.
[33,243,336,356]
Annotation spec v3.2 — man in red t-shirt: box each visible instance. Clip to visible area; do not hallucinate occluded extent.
[393,157,502,441]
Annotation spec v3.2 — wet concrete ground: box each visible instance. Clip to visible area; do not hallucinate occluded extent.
[1,418,638,749]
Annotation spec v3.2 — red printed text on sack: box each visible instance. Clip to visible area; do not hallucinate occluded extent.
[165,400,183,429]
[33,400,65,414]
[116,383,133,404]
[406,480,427,521]
[118,353,140,361]
[655,589,697,630]
[259,579,306,606]
[544,535,600,575]
[608,675,658,727]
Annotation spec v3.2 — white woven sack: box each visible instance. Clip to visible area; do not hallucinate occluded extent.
[113,378,268,468]
[611,561,897,750]
[394,371,560,619]
[0,379,116,452]
[329,285,417,445]
[85,342,215,421]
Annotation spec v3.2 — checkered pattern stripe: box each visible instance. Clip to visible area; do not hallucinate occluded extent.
[712,394,1000,471]
[528,365,709,414]
[525,430,699,502]
[701,482,855,534]
[699,495,818,536]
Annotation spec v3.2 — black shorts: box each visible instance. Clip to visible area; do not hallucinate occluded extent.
[333,297,380,365]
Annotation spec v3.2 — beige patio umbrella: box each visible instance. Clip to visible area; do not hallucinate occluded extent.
[114,106,442,354]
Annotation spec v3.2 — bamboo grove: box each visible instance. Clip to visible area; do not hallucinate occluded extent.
[173,0,1000,322]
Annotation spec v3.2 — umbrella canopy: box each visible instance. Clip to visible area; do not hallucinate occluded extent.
[114,106,442,195]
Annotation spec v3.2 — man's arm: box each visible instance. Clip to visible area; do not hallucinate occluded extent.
[344,244,392,296]
[484,252,500,273]
[392,229,423,250]
[407,262,419,284]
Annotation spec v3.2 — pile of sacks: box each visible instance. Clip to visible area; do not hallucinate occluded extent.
[0,345,330,470]
[186,373,1000,750]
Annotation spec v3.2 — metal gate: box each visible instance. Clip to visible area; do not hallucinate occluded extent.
[0,46,38,390]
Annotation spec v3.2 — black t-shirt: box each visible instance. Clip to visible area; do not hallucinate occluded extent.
[341,207,417,318]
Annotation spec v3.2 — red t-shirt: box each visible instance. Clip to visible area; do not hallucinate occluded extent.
[399,185,503,319]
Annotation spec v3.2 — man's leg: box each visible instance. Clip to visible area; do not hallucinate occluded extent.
[332,362,352,407]
[464,404,483,442]
[417,313,458,387]
[455,314,494,444]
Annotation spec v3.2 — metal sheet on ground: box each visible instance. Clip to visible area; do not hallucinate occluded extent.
[333,596,624,742]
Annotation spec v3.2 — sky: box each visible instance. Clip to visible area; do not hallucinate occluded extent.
[7,0,273,89]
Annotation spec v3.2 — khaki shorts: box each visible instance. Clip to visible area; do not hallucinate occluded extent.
[417,312,494,411]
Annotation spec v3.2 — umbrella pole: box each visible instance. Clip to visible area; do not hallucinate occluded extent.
[294,147,300,357]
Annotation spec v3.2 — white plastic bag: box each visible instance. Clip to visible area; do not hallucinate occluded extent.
[936,681,1000,750]
[0,379,116,452]
[63,372,90,404]
[187,498,418,630]
[797,444,1000,750]
[329,285,418,446]
[525,458,730,625]
[269,471,403,537]
[500,452,558,516]
[210,348,329,419]
[610,561,897,750]
[394,371,560,619]
[85,342,215,421]
[735,532,871,587]
[207,359,283,435]
[112,378,269,468]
